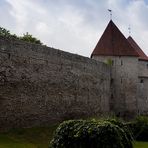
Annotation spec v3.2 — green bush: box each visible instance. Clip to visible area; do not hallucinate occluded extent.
[105,118,133,141]
[127,116,148,141]
[0,27,42,45]
[50,120,133,148]
[20,32,42,45]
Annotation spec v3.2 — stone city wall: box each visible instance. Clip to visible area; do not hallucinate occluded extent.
[0,37,110,130]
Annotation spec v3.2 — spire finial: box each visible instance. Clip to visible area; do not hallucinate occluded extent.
[108,9,112,20]
[128,25,131,36]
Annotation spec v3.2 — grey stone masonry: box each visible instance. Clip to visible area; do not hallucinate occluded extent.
[137,60,148,114]
[0,37,110,130]
[92,55,139,117]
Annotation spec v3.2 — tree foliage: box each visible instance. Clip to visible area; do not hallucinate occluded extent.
[0,27,11,37]
[0,27,42,45]
[20,32,42,45]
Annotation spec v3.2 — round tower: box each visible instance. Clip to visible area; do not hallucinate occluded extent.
[91,20,139,118]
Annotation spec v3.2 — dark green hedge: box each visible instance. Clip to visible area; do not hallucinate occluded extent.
[50,120,133,148]
[126,116,148,141]
[105,118,133,141]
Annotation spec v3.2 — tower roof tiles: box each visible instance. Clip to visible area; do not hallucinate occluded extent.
[127,36,148,61]
[91,20,139,57]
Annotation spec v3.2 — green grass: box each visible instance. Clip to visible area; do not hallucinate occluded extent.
[133,141,148,148]
[0,125,57,148]
[0,125,148,148]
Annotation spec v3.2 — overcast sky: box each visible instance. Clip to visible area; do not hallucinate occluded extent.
[1,0,148,57]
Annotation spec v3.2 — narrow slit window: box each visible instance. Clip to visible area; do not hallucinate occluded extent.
[111,94,114,99]
[140,79,144,83]
[121,60,123,65]
[121,78,122,83]
[111,78,114,85]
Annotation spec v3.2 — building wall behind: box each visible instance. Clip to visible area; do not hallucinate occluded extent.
[0,37,110,130]
[137,60,148,114]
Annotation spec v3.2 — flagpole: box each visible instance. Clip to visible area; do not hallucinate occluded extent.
[128,25,131,36]
[108,9,112,20]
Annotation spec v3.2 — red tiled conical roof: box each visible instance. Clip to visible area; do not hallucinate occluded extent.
[127,36,148,61]
[91,20,139,57]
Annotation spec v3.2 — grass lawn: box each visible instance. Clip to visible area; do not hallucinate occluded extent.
[0,125,148,148]
[0,125,57,148]
[133,141,148,148]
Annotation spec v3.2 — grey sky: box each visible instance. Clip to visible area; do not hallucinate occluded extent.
[1,0,148,57]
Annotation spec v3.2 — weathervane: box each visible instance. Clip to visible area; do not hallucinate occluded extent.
[128,25,131,36]
[108,9,112,20]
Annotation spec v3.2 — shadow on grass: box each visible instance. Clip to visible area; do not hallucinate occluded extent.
[0,124,58,148]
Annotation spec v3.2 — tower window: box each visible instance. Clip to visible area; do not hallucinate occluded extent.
[111,94,114,99]
[140,79,144,83]
[121,78,122,83]
[110,78,114,85]
[121,60,123,65]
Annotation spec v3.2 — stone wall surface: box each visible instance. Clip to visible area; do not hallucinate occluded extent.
[137,78,148,114]
[137,60,148,114]
[92,55,138,117]
[138,60,148,77]
[0,37,110,130]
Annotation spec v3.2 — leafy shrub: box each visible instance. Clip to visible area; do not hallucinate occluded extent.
[50,120,133,148]
[127,116,148,141]
[20,32,42,45]
[0,27,42,45]
[105,118,133,141]
[0,27,18,39]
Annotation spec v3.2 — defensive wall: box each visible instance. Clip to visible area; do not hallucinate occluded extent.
[0,37,110,130]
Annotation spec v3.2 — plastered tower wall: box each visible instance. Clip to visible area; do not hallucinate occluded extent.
[0,37,110,130]
[137,60,148,114]
[92,56,138,117]
[138,60,148,77]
